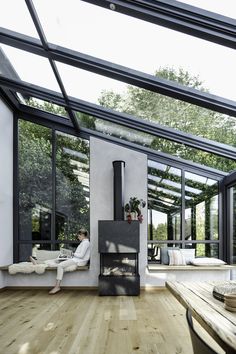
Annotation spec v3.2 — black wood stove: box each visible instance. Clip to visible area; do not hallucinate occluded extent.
[98,161,140,296]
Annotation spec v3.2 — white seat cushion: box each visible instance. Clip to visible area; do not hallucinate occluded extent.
[190,257,226,266]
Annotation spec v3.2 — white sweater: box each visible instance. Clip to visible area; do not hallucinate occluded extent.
[72,239,90,266]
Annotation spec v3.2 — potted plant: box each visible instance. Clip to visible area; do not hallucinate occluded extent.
[125,197,146,223]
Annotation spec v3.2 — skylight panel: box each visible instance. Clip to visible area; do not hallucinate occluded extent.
[33,0,236,103]
[0,44,60,92]
[0,0,40,38]
[175,0,236,19]
[56,62,127,105]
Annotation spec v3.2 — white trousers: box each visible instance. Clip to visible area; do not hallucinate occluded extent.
[56,259,77,281]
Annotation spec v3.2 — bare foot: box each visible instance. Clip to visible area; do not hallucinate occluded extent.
[49,287,61,295]
[29,256,37,265]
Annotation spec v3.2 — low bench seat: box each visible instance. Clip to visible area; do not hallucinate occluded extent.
[148,264,234,271]
[0,264,89,271]
[146,264,235,287]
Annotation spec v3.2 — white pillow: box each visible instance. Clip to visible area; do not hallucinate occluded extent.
[168,250,186,266]
[190,257,226,266]
[180,249,195,265]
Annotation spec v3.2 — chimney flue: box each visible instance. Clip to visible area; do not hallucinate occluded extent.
[113,160,125,220]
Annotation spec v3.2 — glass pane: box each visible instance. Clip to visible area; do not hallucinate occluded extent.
[228,186,236,264]
[19,243,78,262]
[175,0,236,19]
[210,195,219,241]
[0,44,60,92]
[18,120,52,241]
[56,63,236,150]
[34,0,236,101]
[56,132,90,241]
[148,161,182,242]
[0,0,39,38]
[196,201,205,241]
[185,171,219,241]
[76,113,236,173]
[57,62,127,104]
[17,95,68,118]
[185,243,219,258]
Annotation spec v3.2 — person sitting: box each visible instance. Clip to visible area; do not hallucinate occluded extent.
[30,228,90,295]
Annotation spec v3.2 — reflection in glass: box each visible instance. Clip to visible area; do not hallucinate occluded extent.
[19,243,79,263]
[56,132,90,241]
[148,162,220,261]
[185,171,219,241]
[17,95,68,118]
[196,201,205,241]
[18,120,52,241]
[148,161,182,242]
[76,112,236,173]
[18,121,90,260]
[188,243,219,258]
[210,195,219,240]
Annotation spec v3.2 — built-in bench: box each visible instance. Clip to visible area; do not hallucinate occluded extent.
[146,264,236,287]
[148,264,234,271]
[0,263,90,289]
[0,265,89,271]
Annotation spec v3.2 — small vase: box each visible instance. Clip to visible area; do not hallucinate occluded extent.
[131,212,137,220]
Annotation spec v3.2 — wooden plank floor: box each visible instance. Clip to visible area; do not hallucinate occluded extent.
[0,288,224,354]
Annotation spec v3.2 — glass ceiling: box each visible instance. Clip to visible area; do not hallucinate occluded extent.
[31,0,236,102]
[0,0,236,176]
[175,0,236,19]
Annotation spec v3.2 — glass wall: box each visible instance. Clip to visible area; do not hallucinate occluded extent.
[148,160,220,262]
[18,119,89,261]
[228,185,236,264]
[56,131,89,241]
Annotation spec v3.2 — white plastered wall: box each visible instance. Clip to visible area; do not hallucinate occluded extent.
[90,137,148,286]
[0,98,13,288]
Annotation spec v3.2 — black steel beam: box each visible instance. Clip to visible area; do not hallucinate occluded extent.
[82,0,236,49]
[16,105,226,179]
[1,28,236,117]
[0,88,20,111]
[1,75,236,160]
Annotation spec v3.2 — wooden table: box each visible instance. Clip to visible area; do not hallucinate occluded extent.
[166,281,236,354]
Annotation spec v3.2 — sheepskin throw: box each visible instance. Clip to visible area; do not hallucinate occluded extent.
[8,262,48,275]
[8,262,78,274]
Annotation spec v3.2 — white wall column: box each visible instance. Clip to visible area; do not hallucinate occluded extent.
[90,137,147,286]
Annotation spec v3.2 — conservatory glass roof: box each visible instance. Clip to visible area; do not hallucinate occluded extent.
[0,0,236,177]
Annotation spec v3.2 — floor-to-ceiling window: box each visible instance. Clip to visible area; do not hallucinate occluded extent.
[148,160,220,262]
[17,119,89,262]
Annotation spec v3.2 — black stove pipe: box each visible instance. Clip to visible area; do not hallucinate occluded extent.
[112,160,125,221]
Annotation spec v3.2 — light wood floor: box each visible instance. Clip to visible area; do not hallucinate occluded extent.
[0,288,224,354]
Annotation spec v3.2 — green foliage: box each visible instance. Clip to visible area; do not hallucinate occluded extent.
[125,197,146,215]
[18,119,90,243]
[98,67,236,172]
